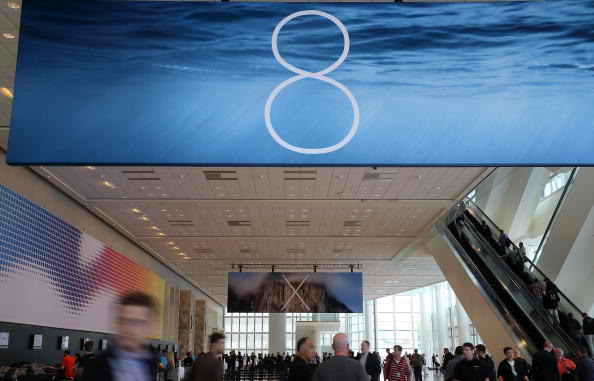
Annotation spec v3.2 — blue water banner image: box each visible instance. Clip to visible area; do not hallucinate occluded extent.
[7,0,594,165]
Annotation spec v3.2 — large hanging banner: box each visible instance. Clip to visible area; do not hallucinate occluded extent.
[0,184,166,338]
[7,0,594,165]
[227,272,363,313]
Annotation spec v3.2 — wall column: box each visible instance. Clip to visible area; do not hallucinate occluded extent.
[269,313,286,354]
[435,284,449,352]
[194,300,207,355]
[177,290,195,354]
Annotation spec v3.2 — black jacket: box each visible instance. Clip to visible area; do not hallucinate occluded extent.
[532,350,560,381]
[497,359,529,381]
[478,355,496,381]
[82,346,158,381]
[355,352,382,381]
[584,316,594,336]
[288,356,314,381]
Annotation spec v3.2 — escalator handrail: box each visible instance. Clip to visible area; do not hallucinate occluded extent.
[533,167,579,265]
[435,217,540,355]
[459,210,580,355]
[464,199,584,317]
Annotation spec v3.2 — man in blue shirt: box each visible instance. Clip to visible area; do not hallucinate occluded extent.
[83,292,159,381]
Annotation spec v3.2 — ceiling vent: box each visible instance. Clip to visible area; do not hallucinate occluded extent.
[204,171,238,180]
[286,221,310,227]
[228,221,252,227]
[333,249,353,254]
[344,221,368,227]
[362,171,398,181]
[240,249,260,254]
[284,170,317,181]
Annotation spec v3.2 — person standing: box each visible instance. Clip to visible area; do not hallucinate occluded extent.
[544,279,561,324]
[443,348,455,374]
[82,292,159,381]
[289,337,315,381]
[575,345,594,381]
[583,313,594,356]
[476,345,496,381]
[481,221,492,239]
[186,332,225,381]
[356,340,382,381]
[554,348,576,381]
[384,345,412,381]
[445,346,464,381]
[453,343,490,381]
[311,333,368,381]
[164,353,177,381]
[61,350,77,380]
[76,340,96,380]
[528,278,546,305]
[411,349,424,381]
[512,351,530,378]
[531,341,560,381]
[497,347,529,381]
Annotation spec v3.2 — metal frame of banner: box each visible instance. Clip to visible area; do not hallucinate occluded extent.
[229,263,362,271]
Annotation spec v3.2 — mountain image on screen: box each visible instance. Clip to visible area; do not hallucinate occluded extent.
[227,272,359,313]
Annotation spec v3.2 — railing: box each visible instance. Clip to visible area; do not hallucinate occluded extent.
[532,168,579,265]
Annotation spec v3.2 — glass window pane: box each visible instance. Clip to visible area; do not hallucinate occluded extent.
[239,333,246,348]
[263,318,269,332]
[247,318,255,332]
[247,334,254,348]
[263,334,269,349]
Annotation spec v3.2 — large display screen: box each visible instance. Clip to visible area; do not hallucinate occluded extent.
[227,272,363,313]
[7,0,594,165]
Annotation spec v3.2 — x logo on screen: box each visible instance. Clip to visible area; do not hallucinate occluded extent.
[281,274,311,311]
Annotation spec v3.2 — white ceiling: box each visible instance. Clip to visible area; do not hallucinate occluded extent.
[0,1,497,306]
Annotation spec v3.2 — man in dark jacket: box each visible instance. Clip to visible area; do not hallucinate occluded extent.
[82,292,159,381]
[186,332,225,381]
[531,341,560,381]
[476,345,496,381]
[289,337,316,381]
[355,340,382,381]
[496,347,529,381]
[575,345,594,381]
[443,348,455,374]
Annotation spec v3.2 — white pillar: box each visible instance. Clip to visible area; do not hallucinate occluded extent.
[269,313,286,354]
[456,303,470,345]
[435,284,449,352]
[365,301,374,350]
[420,289,432,354]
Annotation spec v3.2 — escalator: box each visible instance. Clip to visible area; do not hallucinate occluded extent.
[435,203,580,360]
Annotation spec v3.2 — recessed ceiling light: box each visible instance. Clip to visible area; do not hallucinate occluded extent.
[6,2,20,9]
[2,32,15,39]
[85,166,96,171]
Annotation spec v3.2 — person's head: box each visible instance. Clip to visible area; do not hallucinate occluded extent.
[462,343,475,360]
[386,348,390,354]
[500,229,504,234]
[481,220,486,226]
[443,348,450,354]
[503,347,514,361]
[296,337,315,362]
[84,340,94,352]
[513,350,521,359]
[162,349,168,356]
[332,333,349,356]
[414,349,418,355]
[568,312,574,319]
[519,242,524,248]
[454,346,464,356]
[114,292,158,353]
[583,312,589,319]
[577,345,590,357]
[393,345,403,359]
[64,350,71,356]
[209,332,226,355]
[554,348,564,359]
[475,344,487,357]
[361,340,370,354]
[185,351,192,358]
[543,341,553,352]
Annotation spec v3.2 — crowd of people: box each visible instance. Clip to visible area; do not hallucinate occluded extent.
[36,288,594,381]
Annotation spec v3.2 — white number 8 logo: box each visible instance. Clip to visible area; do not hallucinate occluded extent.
[264,10,360,155]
